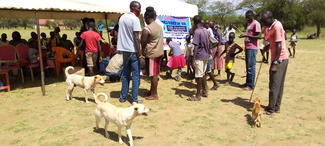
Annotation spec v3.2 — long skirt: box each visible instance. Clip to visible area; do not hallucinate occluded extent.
[214,45,224,70]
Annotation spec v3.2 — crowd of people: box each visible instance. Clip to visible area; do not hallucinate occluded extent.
[0,0,295,115]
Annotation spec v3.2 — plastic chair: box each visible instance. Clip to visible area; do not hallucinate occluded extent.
[52,47,75,76]
[16,43,40,81]
[0,45,24,83]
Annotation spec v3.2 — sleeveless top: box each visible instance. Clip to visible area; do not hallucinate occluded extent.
[143,21,164,58]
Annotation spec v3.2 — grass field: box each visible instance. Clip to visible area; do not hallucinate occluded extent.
[0,27,325,146]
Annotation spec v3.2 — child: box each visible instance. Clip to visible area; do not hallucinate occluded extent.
[166,38,186,81]
[221,32,243,84]
[289,29,298,58]
[184,35,194,78]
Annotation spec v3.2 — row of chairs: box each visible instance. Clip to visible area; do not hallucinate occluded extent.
[0,44,76,81]
[0,44,40,83]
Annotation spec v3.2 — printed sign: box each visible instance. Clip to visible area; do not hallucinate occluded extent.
[158,16,191,50]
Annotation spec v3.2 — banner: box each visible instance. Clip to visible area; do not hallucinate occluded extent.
[158,16,191,50]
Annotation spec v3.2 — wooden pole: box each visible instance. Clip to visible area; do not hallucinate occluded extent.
[35,11,46,96]
[104,13,111,45]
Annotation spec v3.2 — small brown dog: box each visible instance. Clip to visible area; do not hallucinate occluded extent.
[252,97,262,127]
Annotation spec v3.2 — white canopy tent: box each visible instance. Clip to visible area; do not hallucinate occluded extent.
[0,0,198,95]
[0,0,198,19]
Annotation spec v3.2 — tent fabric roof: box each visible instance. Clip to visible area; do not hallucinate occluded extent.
[0,0,198,19]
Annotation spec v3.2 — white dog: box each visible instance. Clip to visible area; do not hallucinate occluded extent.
[65,66,105,103]
[93,93,149,146]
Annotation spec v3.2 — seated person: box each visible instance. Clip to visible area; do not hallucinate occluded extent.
[101,41,117,58]
[60,34,74,52]
[40,32,49,50]
[28,32,39,49]
[99,53,123,82]
[0,33,9,46]
[9,31,28,46]
[28,47,39,64]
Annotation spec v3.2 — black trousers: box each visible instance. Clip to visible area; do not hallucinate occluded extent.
[268,59,288,112]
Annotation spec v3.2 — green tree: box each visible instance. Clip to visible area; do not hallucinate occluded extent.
[304,0,325,37]
[186,0,208,13]
[208,1,236,27]
[63,19,80,30]
[20,19,35,29]
[45,20,58,29]
[238,0,306,31]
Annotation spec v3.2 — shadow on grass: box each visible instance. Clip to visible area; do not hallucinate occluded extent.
[244,114,254,127]
[93,127,143,145]
[218,80,243,88]
[73,96,96,103]
[171,88,195,98]
[10,74,64,90]
[179,80,196,89]
[109,88,149,103]
[220,97,253,111]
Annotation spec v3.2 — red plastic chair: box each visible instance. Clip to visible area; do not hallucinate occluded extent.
[16,43,40,81]
[0,45,24,83]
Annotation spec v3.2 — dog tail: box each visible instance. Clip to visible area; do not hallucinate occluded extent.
[65,66,74,77]
[94,93,109,104]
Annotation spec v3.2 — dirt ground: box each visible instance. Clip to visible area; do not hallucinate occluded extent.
[0,38,324,146]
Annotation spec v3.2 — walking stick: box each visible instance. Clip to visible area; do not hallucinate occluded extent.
[249,61,263,102]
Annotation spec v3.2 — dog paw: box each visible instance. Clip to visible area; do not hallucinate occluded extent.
[119,141,124,145]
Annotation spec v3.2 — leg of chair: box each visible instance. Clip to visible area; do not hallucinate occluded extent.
[55,62,61,76]
[5,71,10,91]
[20,68,24,83]
[30,67,34,81]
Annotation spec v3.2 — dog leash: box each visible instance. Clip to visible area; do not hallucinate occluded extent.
[249,61,263,102]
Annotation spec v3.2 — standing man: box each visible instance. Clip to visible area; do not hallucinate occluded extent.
[117,1,142,103]
[80,21,102,75]
[239,10,261,90]
[187,15,211,101]
[261,11,289,115]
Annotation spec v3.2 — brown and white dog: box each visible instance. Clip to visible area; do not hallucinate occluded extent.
[93,93,149,146]
[65,66,105,103]
[252,97,262,127]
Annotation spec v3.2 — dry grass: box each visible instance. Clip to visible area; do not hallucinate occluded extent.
[0,29,325,145]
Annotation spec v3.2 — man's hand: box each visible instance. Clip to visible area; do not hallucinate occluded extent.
[270,64,278,72]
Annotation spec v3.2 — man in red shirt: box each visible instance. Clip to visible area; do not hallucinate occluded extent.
[80,22,102,75]
[261,11,289,115]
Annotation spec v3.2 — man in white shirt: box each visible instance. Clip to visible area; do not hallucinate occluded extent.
[223,24,236,42]
[117,1,142,103]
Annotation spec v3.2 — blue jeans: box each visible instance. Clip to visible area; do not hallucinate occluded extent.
[119,52,140,103]
[245,49,257,88]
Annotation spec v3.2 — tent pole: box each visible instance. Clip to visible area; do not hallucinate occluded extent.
[35,11,46,96]
[104,13,111,45]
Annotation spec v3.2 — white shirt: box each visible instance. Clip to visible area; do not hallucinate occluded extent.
[117,12,142,52]
[223,27,236,41]
[207,28,214,37]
